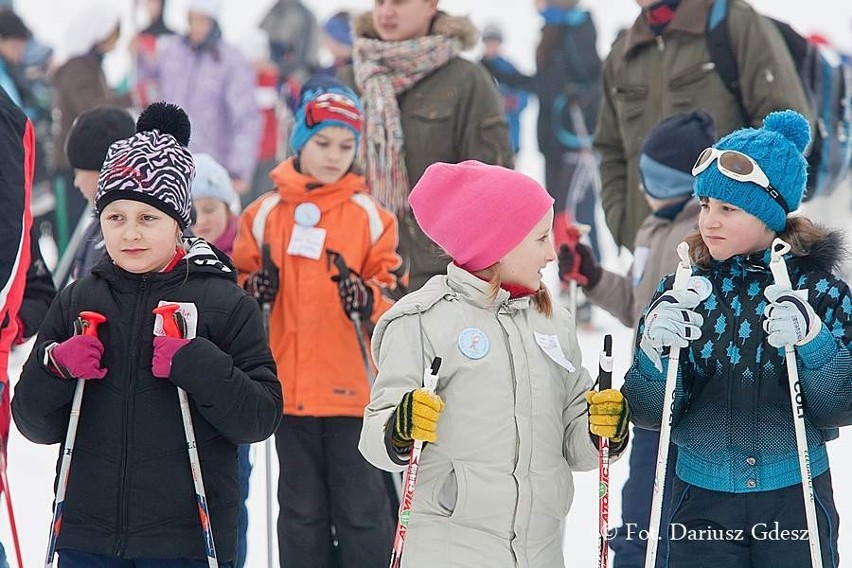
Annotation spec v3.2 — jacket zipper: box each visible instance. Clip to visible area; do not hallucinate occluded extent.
[114,276,148,555]
[498,309,520,565]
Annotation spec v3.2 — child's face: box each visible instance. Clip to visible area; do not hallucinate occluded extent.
[101,199,180,274]
[192,197,230,243]
[299,126,357,185]
[74,169,100,207]
[372,0,438,42]
[698,197,775,261]
[497,209,556,290]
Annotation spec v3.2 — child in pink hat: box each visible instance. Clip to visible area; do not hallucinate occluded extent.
[359,160,629,566]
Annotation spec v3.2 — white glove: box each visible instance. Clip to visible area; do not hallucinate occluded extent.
[640,288,704,372]
[763,284,822,348]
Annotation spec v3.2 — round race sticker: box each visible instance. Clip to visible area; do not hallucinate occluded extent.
[458,327,490,360]
[294,202,321,227]
[687,275,713,301]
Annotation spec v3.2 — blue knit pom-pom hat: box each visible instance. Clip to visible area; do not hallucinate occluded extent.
[694,109,811,232]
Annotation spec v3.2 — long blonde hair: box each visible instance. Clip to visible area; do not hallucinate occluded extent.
[686,215,830,268]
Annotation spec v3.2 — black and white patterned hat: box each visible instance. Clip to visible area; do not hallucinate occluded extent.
[96,102,195,229]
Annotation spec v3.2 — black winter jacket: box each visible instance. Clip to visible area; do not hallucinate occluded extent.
[12,238,282,562]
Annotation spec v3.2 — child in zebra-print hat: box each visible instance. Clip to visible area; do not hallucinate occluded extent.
[96,101,195,230]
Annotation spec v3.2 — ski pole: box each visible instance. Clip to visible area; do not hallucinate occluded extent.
[565,223,591,319]
[598,334,614,568]
[0,437,23,568]
[389,357,442,568]
[260,244,275,568]
[45,310,107,568]
[153,304,218,568]
[644,242,691,568]
[326,249,375,385]
[768,238,823,568]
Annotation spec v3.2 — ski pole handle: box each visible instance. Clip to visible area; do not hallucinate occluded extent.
[769,238,793,289]
[153,304,184,339]
[78,311,106,337]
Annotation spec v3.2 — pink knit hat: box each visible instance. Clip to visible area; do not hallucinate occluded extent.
[409,161,554,271]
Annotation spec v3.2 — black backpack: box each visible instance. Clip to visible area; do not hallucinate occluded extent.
[706,0,851,200]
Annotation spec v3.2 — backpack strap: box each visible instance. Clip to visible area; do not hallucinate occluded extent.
[251,192,281,248]
[706,0,753,124]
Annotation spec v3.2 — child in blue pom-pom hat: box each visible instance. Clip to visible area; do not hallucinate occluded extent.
[623,109,852,568]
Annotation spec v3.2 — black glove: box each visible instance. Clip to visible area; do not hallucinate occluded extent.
[245,267,279,305]
[558,243,602,290]
[332,271,373,320]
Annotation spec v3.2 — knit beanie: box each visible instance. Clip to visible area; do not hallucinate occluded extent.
[66,106,136,171]
[694,110,810,232]
[323,12,352,47]
[481,23,503,43]
[96,102,195,230]
[191,153,235,206]
[290,75,363,154]
[409,161,555,271]
[63,2,120,60]
[188,0,221,19]
[0,10,30,40]
[639,110,716,200]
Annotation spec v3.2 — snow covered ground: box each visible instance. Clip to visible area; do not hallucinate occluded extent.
[3,0,851,566]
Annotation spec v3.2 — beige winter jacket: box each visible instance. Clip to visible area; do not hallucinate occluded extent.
[595,0,811,251]
[360,264,609,567]
[586,199,701,329]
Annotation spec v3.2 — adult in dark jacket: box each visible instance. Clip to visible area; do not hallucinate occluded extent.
[12,103,282,565]
[595,0,811,251]
[341,3,513,292]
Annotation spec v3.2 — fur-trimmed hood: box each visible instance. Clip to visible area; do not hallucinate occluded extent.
[791,228,849,277]
[352,10,479,50]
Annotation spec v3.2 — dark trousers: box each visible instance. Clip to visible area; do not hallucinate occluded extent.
[668,471,839,568]
[545,150,601,261]
[275,416,393,568]
[59,550,233,567]
[611,428,676,568]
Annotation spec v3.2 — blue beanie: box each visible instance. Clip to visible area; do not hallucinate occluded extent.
[289,75,363,155]
[323,12,352,47]
[639,110,716,200]
[694,110,810,232]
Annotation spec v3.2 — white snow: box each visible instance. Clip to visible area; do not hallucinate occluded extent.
[4,1,851,566]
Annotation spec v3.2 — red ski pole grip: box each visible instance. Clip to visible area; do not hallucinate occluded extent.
[153,304,182,339]
[78,311,106,337]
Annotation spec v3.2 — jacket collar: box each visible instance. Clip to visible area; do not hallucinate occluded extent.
[445,263,533,311]
[623,0,713,57]
[270,157,367,212]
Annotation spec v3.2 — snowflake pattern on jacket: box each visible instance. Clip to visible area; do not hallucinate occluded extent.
[624,232,852,493]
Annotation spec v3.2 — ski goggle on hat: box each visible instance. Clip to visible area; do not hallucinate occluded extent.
[692,147,790,214]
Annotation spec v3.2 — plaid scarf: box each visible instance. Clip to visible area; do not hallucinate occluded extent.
[353,34,461,215]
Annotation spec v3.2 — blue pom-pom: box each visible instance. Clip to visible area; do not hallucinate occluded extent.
[762,110,810,153]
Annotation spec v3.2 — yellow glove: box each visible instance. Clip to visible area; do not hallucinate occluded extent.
[391,388,445,446]
[586,388,629,443]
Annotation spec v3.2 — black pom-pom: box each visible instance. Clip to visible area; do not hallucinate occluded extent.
[136,102,191,147]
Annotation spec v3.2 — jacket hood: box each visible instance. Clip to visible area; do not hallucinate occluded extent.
[352,10,479,50]
[93,237,236,284]
[789,229,849,276]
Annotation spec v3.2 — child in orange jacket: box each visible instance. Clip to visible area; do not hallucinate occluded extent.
[232,75,401,567]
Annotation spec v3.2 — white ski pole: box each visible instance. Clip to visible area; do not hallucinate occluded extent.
[260,244,276,568]
[153,304,218,568]
[644,242,692,568]
[768,238,823,568]
[44,311,106,568]
[389,357,442,568]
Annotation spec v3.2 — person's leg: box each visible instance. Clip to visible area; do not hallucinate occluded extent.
[235,444,252,568]
[275,416,336,568]
[611,428,678,568]
[667,478,751,568]
[58,550,131,567]
[749,470,840,568]
[324,417,394,568]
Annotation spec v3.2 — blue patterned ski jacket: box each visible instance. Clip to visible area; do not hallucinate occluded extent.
[624,233,852,493]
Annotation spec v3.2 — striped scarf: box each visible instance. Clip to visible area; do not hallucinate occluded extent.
[353,34,461,215]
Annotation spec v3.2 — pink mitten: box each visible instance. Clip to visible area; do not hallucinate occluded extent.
[152,336,191,379]
[49,335,107,380]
